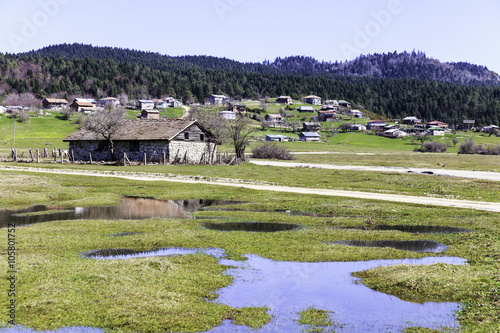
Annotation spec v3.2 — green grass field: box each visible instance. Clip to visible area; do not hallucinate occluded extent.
[0,170,499,332]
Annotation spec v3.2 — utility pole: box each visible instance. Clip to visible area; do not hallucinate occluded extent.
[13,118,15,145]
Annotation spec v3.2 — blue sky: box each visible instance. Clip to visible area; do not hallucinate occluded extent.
[1,0,499,73]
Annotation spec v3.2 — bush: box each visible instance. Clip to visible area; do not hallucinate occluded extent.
[251,142,295,160]
[459,138,478,154]
[420,141,448,153]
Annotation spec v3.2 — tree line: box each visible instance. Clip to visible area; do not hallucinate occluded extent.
[0,44,499,126]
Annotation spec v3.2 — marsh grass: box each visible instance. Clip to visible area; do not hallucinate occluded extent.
[0,172,499,332]
[297,308,336,333]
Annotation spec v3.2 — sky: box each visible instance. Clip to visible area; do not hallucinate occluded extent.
[1,0,499,73]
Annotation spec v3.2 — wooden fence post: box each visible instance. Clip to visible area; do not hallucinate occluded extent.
[89,153,93,165]
[29,148,34,162]
[36,149,40,163]
[44,148,48,158]
[144,153,147,166]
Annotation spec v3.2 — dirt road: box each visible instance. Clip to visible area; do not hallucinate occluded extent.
[250,160,500,182]
[2,166,500,213]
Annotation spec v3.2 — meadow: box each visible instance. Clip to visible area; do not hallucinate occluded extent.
[0,170,499,332]
[0,109,499,332]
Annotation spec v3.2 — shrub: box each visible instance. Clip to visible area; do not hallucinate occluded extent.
[458,138,477,154]
[251,142,295,160]
[420,141,448,153]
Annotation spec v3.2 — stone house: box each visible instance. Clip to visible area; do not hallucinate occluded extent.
[63,119,217,164]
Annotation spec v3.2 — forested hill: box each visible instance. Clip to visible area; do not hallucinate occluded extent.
[21,43,273,74]
[1,43,500,126]
[22,44,500,86]
[268,52,500,86]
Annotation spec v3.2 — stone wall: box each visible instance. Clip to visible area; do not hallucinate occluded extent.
[69,140,217,164]
[169,141,217,164]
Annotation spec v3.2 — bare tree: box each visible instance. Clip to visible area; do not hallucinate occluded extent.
[117,93,129,107]
[83,108,126,160]
[228,116,255,161]
[189,106,229,145]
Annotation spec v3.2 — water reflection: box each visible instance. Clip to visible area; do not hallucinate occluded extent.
[84,247,466,332]
[333,240,448,253]
[340,225,471,233]
[82,247,226,260]
[210,255,466,333]
[202,222,301,232]
[0,198,239,227]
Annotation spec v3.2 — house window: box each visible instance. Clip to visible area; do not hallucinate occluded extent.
[184,132,190,140]
[130,141,140,152]
[200,134,204,141]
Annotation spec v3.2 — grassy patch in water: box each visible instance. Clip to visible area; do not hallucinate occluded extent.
[297,308,336,332]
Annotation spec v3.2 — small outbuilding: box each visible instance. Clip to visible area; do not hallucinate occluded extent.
[427,126,445,136]
[299,132,321,142]
[141,110,160,120]
[266,135,289,142]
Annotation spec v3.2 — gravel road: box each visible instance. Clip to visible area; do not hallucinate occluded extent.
[2,166,500,213]
[250,160,500,182]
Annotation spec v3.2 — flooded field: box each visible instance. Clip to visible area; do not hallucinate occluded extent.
[340,224,471,233]
[0,198,238,227]
[333,240,448,253]
[84,247,466,332]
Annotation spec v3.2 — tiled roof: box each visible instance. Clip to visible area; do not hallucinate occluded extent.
[45,98,68,104]
[64,119,212,142]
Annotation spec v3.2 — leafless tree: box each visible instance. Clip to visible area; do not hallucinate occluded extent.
[83,108,126,160]
[228,116,255,161]
[117,93,129,107]
[189,106,229,145]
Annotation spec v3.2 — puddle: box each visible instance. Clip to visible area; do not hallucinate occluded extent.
[0,198,238,227]
[333,240,448,253]
[202,222,301,232]
[0,327,103,333]
[84,247,466,332]
[341,225,471,233]
[82,247,226,260]
[108,232,142,237]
